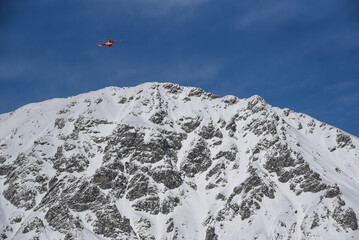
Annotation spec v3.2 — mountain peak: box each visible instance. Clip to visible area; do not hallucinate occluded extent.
[0,82,358,239]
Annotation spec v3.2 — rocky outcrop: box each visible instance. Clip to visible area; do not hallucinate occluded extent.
[181,138,212,177]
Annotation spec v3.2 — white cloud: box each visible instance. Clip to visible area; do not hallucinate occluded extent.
[0,59,36,82]
[325,81,358,93]
[132,0,209,18]
[338,92,359,105]
[235,0,338,29]
[236,1,303,29]
[146,0,207,7]
[81,0,209,20]
[105,57,226,85]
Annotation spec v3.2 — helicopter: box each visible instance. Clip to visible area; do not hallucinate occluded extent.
[97,36,120,48]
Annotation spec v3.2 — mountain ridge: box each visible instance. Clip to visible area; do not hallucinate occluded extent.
[0,82,358,240]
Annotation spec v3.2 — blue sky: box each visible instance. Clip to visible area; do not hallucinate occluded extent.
[1,0,359,136]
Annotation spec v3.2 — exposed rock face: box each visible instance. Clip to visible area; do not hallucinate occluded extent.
[181,138,212,177]
[150,168,182,189]
[205,226,218,240]
[224,167,276,220]
[0,82,358,240]
[45,204,82,233]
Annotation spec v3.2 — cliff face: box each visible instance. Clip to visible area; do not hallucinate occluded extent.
[0,82,358,240]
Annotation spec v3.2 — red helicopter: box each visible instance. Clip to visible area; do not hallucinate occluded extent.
[97,36,120,48]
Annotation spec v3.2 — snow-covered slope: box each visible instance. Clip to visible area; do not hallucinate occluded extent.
[0,82,358,240]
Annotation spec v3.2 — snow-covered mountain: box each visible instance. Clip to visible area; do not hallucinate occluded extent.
[0,82,358,240]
